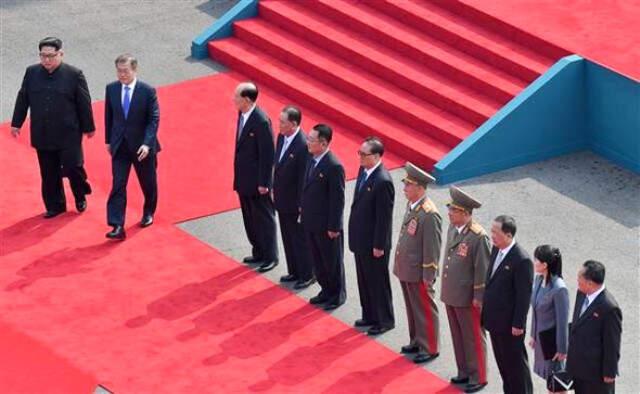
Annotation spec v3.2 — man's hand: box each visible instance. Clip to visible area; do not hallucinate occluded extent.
[511,327,524,336]
[603,377,615,384]
[327,231,340,239]
[258,186,269,195]
[137,144,150,161]
[85,131,95,139]
[373,248,384,258]
[106,144,111,154]
[552,352,566,361]
[11,127,20,138]
[472,299,482,309]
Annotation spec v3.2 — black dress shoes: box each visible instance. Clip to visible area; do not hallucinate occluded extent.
[140,214,154,228]
[257,260,278,273]
[75,199,87,213]
[242,256,262,264]
[450,377,470,385]
[367,326,394,336]
[400,344,420,354]
[413,352,439,364]
[280,274,298,283]
[106,225,126,240]
[309,294,328,305]
[464,383,487,393]
[354,319,373,327]
[323,302,344,311]
[44,209,66,219]
[293,277,316,289]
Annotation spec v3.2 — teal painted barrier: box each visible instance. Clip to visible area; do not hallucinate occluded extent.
[434,55,640,183]
[191,0,259,59]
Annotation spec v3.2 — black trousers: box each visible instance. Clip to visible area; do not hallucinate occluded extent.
[36,147,91,212]
[239,193,277,261]
[278,211,313,280]
[574,378,615,394]
[107,143,158,226]
[306,230,345,305]
[489,332,533,394]
[354,252,394,328]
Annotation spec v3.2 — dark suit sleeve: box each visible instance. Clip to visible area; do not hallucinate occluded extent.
[11,69,30,128]
[105,86,112,145]
[257,118,275,189]
[75,70,95,133]
[372,179,394,250]
[327,163,345,232]
[602,306,622,377]
[143,87,160,148]
[512,253,534,329]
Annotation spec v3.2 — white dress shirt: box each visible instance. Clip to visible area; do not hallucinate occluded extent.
[491,239,516,276]
[279,127,300,162]
[363,160,382,181]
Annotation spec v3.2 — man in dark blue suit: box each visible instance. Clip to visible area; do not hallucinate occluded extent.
[233,82,278,272]
[273,106,314,288]
[348,137,395,335]
[105,54,160,240]
[301,124,346,310]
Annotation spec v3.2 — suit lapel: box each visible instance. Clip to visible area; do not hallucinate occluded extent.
[403,196,424,225]
[114,83,125,120]
[277,131,302,168]
[304,151,329,189]
[447,222,469,251]
[489,243,517,284]
[573,290,606,328]
[236,109,257,147]
[275,134,285,168]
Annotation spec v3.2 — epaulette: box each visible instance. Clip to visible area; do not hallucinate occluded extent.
[421,198,438,214]
[469,221,486,235]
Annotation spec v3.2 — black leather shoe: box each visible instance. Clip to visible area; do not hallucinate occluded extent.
[464,382,487,393]
[413,352,439,364]
[309,295,328,305]
[44,209,66,219]
[140,215,154,228]
[293,277,316,289]
[106,225,126,240]
[257,260,278,273]
[401,344,420,354]
[75,199,87,213]
[280,274,297,283]
[242,256,262,264]
[354,319,373,327]
[323,302,343,311]
[450,377,470,385]
[367,326,394,336]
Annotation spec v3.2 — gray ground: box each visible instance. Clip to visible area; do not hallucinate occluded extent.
[181,152,640,394]
[2,1,639,393]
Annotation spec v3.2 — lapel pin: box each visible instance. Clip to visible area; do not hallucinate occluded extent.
[505,266,511,270]
[319,173,324,178]
[367,187,371,192]
[289,153,294,158]
[593,312,599,318]
[249,132,255,137]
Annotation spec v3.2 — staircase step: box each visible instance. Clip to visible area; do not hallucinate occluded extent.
[297,0,526,102]
[209,38,450,169]
[234,18,474,146]
[368,0,553,82]
[258,0,503,123]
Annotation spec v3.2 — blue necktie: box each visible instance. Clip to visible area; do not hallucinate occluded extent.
[122,86,131,119]
[356,170,367,192]
[237,115,245,141]
[579,296,590,316]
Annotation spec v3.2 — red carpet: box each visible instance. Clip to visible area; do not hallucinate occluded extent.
[0,73,453,393]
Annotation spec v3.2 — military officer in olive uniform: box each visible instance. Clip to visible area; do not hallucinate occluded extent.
[393,162,442,364]
[440,186,491,393]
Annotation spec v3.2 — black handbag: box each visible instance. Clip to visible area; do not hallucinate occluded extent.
[538,325,557,360]
[547,368,574,392]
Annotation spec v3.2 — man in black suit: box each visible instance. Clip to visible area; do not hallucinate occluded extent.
[273,105,314,287]
[11,37,95,218]
[482,215,533,394]
[105,54,160,240]
[301,124,346,311]
[233,82,278,272]
[348,137,395,335]
[567,260,622,394]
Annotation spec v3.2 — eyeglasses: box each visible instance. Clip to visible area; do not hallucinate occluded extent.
[357,150,375,157]
[39,52,59,60]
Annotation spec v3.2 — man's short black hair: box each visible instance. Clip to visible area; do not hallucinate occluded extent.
[282,105,302,126]
[239,83,259,102]
[39,37,62,51]
[494,215,517,237]
[581,260,606,284]
[364,136,384,156]
[313,123,333,144]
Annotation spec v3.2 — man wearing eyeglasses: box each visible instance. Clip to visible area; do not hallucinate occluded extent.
[11,37,95,218]
[348,137,395,336]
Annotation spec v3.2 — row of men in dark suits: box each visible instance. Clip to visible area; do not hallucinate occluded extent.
[231,81,622,394]
[11,38,159,240]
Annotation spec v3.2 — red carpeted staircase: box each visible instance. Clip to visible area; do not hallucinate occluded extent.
[208,0,565,170]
